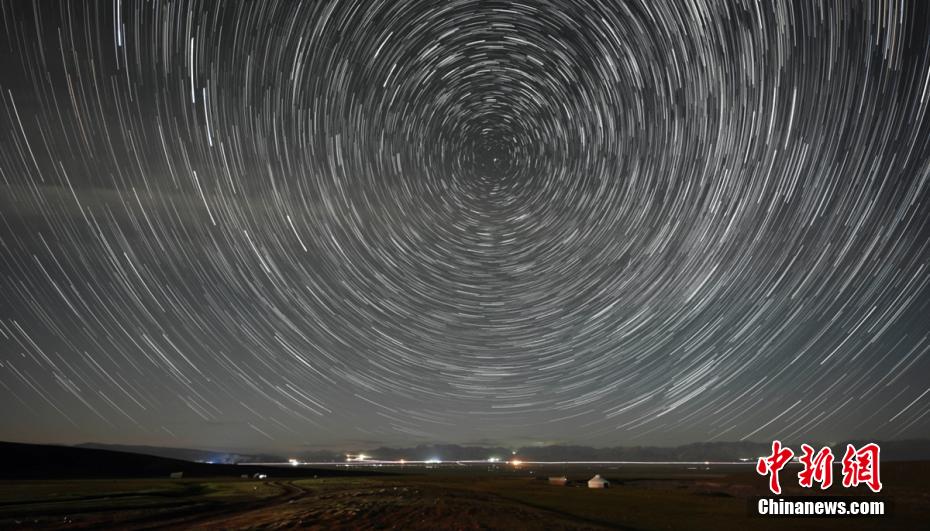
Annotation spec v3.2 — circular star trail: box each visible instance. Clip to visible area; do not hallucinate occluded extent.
[1,0,929,449]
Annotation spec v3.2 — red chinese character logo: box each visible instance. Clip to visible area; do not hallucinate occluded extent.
[756,440,794,494]
[841,443,882,492]
[798,444,834,489]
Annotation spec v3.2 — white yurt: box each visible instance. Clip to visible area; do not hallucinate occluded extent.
[587,474,609,488]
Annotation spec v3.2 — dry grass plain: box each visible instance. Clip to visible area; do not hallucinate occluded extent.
[0,461,924,530]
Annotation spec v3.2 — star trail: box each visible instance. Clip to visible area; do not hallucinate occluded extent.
[1,0,929,451]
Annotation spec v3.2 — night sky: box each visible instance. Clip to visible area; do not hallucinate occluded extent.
[1,1,929,452]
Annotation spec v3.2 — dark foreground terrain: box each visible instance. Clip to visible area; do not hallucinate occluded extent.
[1,463,926,530]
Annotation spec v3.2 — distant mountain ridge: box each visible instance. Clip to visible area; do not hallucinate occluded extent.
[75,442,277,464]
[73,438,930,464]
[353,439,930,463]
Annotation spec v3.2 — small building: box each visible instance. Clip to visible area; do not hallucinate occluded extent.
[548,476,568,486]
[587,474,609,488]
[169,471,183,479]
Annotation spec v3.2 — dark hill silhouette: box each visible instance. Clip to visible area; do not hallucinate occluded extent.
[0,441,376,479]
[75,442,278,464]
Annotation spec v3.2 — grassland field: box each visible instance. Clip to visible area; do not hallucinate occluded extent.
[0,461,925,530]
